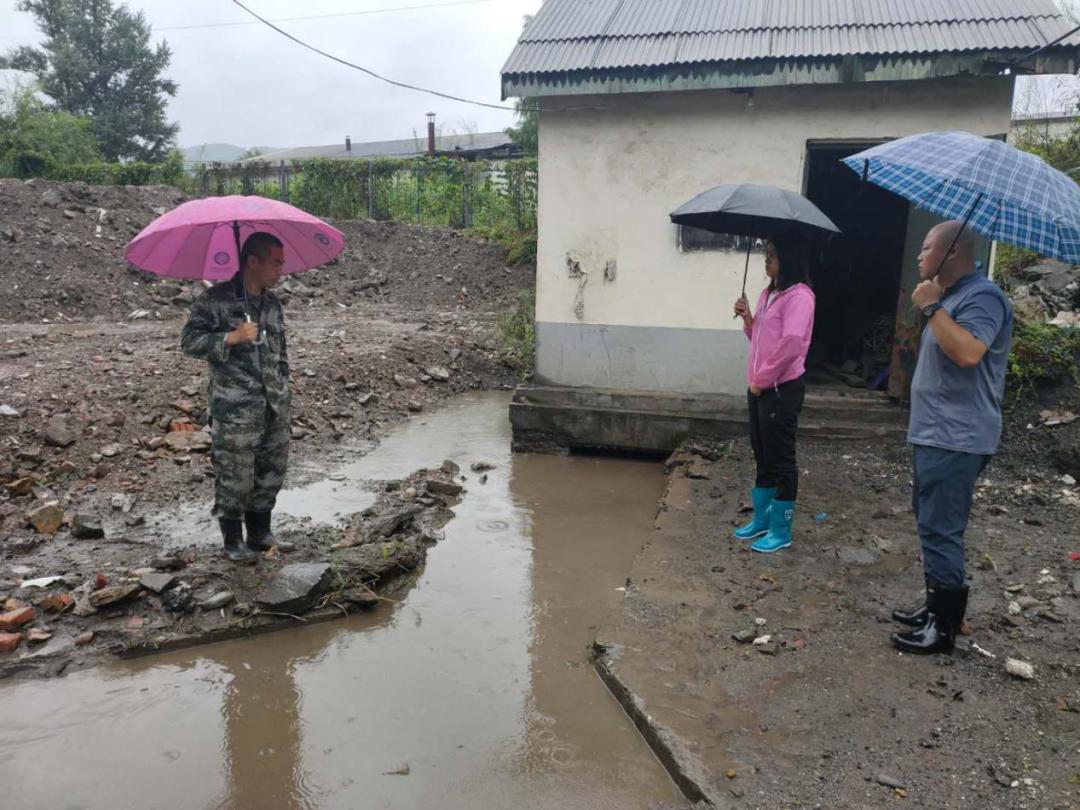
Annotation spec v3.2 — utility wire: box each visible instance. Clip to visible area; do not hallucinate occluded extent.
[230,0,519,112]
[0,0,493,40]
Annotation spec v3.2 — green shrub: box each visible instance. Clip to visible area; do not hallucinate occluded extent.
[495,289,536,373]
[1008,319,1080,393]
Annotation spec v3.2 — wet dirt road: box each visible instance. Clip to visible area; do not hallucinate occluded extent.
[0,394,687,809]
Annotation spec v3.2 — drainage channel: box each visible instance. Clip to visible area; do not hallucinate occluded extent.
[0,392,689,809]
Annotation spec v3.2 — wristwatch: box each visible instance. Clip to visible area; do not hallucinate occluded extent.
[921,302,943,319]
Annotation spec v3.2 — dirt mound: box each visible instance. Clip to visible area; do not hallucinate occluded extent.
[0,178,187,323]
[0,179,532,323]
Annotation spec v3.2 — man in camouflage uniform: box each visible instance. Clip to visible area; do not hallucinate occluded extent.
[181,232,291,561]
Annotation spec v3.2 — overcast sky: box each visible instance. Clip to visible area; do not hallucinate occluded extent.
[0,0,543,148]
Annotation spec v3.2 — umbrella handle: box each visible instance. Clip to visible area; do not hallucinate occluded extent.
[246,313,266,346]
[734,240,752,319]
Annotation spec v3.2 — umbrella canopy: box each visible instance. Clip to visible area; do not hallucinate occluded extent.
[670,183,841,240]
[124,196,345,280]
[842,132,1080,263]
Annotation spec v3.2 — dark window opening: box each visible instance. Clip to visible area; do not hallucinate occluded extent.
[678,226,763,254]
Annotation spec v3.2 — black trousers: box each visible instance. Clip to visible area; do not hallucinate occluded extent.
[747,376,806,502]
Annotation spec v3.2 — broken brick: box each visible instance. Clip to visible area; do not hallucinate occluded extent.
[0,632,21,653]
[0,606,36,631]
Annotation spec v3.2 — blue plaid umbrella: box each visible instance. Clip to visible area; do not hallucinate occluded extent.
[842,131,1080,263]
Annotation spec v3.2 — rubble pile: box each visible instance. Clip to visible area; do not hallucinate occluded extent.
[1009,259,1080,327]
[0,178,533,323]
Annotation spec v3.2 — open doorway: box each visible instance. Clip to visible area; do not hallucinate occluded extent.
[803,143,910,391]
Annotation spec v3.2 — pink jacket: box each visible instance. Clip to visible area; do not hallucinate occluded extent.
[743,283,815,389]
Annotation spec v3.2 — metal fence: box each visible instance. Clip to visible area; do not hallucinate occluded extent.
[185,158,538,232]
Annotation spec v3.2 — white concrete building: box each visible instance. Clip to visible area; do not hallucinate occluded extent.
[501,0,1078,452]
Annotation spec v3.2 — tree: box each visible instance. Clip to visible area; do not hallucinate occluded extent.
[3,0,178,162]
[0,87,102,177]
[505,96,538,156]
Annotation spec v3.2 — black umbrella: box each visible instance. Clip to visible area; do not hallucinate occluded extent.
[670,183,841,298]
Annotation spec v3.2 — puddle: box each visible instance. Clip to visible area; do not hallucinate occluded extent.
[0,393,688,809]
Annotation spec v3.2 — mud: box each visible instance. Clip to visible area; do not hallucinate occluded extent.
[599,437,1080,809]
[0,394,686,809]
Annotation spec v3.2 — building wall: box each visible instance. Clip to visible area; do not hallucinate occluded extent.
[535,77,1014,395]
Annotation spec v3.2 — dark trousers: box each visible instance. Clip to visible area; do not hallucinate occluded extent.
[911,444,991,589]
[748,376,805,502]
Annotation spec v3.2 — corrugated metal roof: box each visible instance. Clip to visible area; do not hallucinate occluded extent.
[251,132,516,163]
[503,0,1077,76]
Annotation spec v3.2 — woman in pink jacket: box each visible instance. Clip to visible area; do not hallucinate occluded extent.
[732,234,816,553]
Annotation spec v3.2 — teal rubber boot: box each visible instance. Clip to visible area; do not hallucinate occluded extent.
[734,487,777,540]
[752,500,794,553]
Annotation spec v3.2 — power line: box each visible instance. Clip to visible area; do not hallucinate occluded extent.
[230,0,518,112]
[0,0,494,40]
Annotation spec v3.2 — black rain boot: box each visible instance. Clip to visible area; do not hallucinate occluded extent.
[892,582,930,627]
[221,518,256,562]
[244,511,276,551]
[890,584,968,655]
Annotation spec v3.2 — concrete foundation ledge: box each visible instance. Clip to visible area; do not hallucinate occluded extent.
[593,642,718,808]
[510,384,907,454]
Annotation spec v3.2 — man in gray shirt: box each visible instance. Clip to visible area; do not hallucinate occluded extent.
[890,221,1013,655]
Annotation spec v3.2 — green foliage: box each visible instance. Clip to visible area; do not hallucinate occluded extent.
[994,243,1042,285]
[0,87,102,176]
[505,97,538,156]
[1008,319,1080,394]
[495,288,536,373]
[5,0,179,161]
[47,149,184,185]
[195,157,538,235]
[466,223,537,266]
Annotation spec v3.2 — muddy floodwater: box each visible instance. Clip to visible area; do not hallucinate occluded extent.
[0,393,687,810]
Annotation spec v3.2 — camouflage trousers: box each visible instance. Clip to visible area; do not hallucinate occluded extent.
[210,412,290,520]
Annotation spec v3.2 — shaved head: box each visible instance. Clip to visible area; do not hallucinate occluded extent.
[928,221,976,262]
[918,220,977,283]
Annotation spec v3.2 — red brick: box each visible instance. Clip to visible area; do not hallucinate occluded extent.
[0,606,35,631]
[0,632,21,653]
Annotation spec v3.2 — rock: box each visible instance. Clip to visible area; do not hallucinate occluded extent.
[441,459,461,476]
[163,431,211,452]
[341,588,379,608]
[426,479,463,497]
[161,582,194,612]
[1005,658,1036,680]
[470,461,496,473]
[44,415,78,447]
[5,477,34,496]
[1041,409,1078,427]
[28,502,64,534]
[1062,474,1077,487]
[101,443,123,458]
[74,631,94,647]
[407,400,423,412]
[686,462,711,480]
[0,404,21,418]
[10,565,34,577]
[449,348,462,363]
[27,628,52,644]
[876,773,906,790]
[139,572,177,594]
[111,493,136,513]
[256,563,333,614]
[357,392,375,406]
[71,514,105,539]
[88,583,142,608]
[150,555,186,571]
[0,632,21,653]
[0,606,36,630]
[1012,295,1047,322]
[1072,572,1080,594]
[394,374,418,389]
[837,546,881,566]
[426,366,451,382]
[41,189,62,207]
[198,591,235,610]
[157,283,182,299]
[1016,595,1041,610]
[1008,601,1022,616]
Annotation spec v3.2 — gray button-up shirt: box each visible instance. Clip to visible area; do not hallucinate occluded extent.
[907,271,1013,456]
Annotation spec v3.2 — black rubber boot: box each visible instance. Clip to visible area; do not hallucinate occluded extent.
[892,583,930,627]
[890,584,968,655]
[244,511,276,551]
[221,519,256,562]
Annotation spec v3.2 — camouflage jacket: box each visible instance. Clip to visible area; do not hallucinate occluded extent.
[181,274,290,424]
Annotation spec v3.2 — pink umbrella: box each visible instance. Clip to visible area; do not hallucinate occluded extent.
[124,195,345,281]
